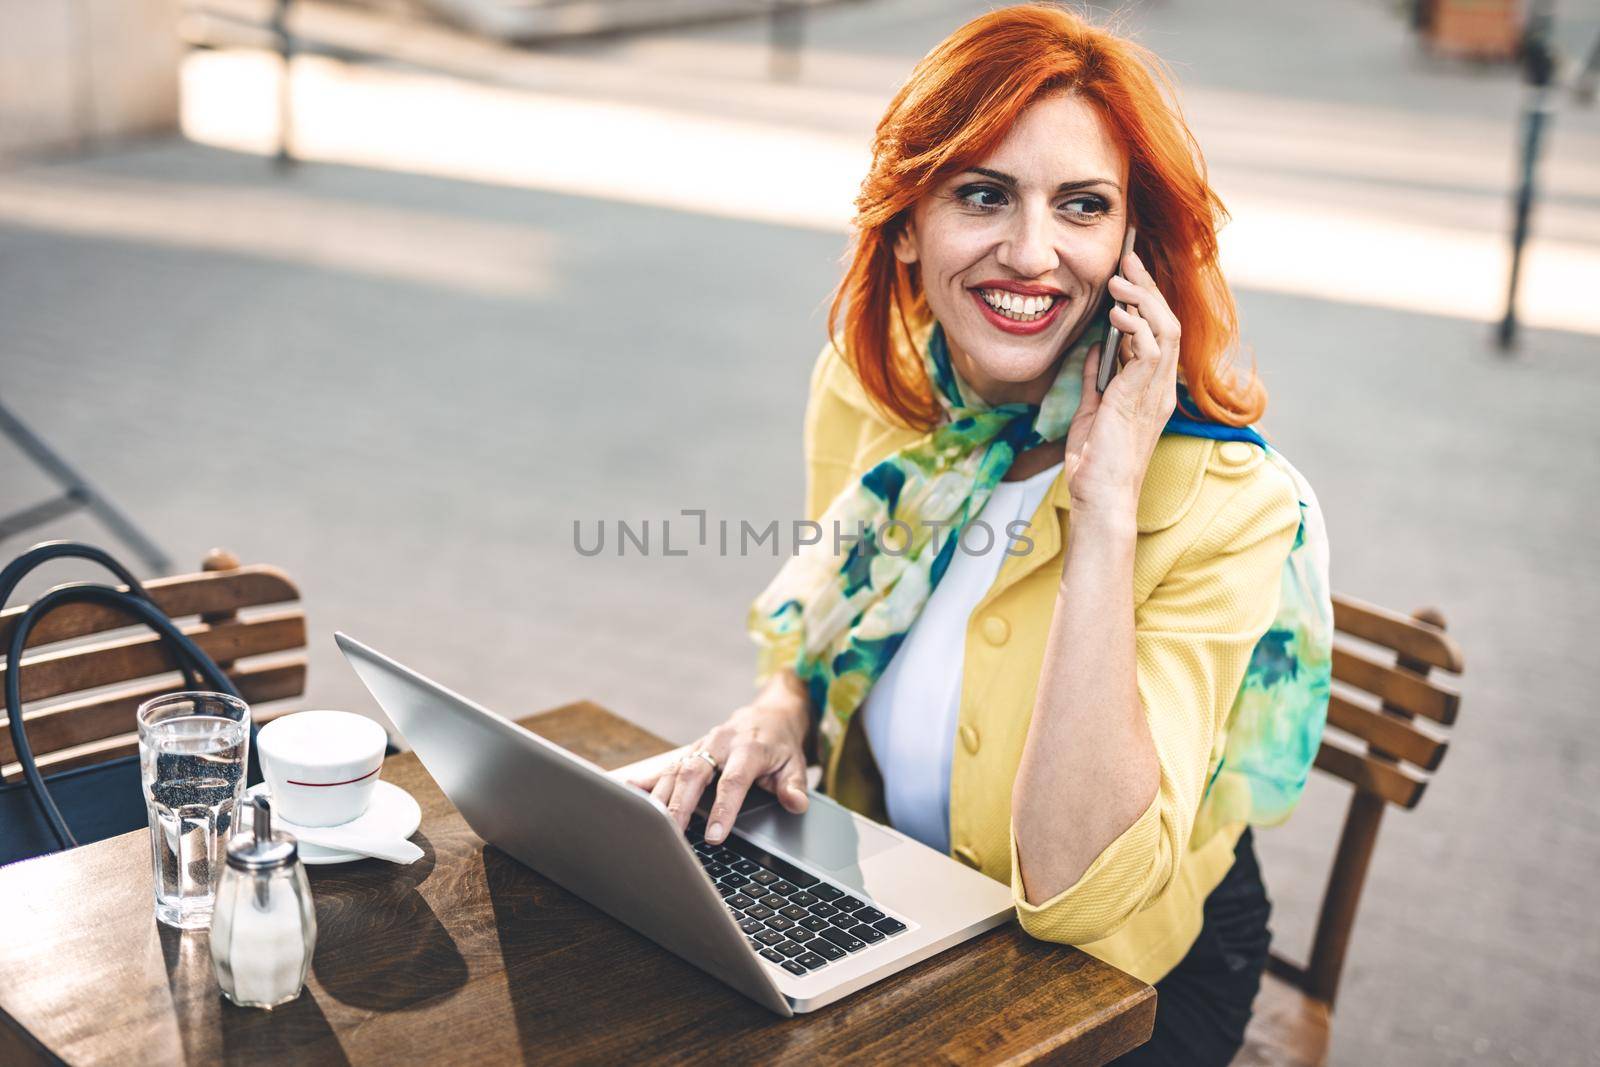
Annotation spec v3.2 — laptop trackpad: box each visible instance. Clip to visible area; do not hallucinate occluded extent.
[736,800,900,874]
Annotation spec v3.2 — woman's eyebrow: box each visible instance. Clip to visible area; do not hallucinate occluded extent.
[966,166,1121,194]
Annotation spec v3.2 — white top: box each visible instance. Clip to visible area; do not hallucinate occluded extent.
[860,461,1063,854]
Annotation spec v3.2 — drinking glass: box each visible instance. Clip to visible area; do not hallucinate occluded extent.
[137,691,251,929]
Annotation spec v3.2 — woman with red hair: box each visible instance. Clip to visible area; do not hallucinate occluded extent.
[634,5,1327,1060]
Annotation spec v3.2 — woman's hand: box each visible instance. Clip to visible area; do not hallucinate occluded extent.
[1063,250,1182,522]
[626,673,812,846]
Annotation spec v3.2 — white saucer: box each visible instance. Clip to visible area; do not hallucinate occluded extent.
[245,780,422,865]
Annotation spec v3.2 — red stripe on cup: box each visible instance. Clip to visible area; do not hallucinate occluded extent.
[286,764,382,788]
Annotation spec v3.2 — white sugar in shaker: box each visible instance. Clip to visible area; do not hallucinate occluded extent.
[209,795,318,1009]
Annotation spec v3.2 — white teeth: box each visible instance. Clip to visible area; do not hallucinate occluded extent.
[978,288,1057,322]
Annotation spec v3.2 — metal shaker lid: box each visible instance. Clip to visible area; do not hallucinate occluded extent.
[226,794,299,871]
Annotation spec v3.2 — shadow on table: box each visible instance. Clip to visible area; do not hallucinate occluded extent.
[161,924,350,1066]
[310,830,469,1012]
[481,844,772,1056]
[481,841,603,1053]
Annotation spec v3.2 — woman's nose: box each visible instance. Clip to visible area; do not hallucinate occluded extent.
[997,203,1060,278]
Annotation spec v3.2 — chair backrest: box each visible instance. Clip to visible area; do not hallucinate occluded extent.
[1268,593,1465,1006]
[0,549,306,782]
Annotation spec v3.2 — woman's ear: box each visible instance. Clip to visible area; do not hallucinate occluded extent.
[892,220,920,265]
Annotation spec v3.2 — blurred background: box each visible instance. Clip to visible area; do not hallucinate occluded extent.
[2,0,1597,1062]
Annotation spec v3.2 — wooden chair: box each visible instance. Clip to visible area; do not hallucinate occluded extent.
[1236,594,1465,1067]
[0,549,306,784]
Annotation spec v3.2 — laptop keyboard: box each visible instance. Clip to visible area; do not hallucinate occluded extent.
[685,814,908,977]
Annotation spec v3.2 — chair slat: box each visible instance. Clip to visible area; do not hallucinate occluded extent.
[1332,594,1463,673]
[1,697,302,780]
[2,735,138,781]
[0,566,299,654]
[2,611,306,705]
[1313,739,1427,808]
[1330,643,1459,725]
[0,658,307,767]
[1325,692,1448,771]
[4,700,299,781]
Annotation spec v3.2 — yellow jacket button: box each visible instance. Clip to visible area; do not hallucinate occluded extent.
[981,616,1010,645]
[959,723,980,754]
[1217,441,1255,467]
[953,844,983,870]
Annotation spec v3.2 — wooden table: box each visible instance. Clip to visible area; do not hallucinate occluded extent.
[0,702,1154,1065]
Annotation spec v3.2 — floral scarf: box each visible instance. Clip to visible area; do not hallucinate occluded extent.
[748,310,1332,830]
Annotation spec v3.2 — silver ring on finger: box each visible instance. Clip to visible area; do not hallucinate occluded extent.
[689,748,719,773]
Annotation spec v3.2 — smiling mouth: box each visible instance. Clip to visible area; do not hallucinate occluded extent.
[968,286,1067,335]
[974,287,1062,323]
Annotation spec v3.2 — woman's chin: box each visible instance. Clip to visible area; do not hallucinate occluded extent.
[972,360,1059,386]
[950,330,1065,385]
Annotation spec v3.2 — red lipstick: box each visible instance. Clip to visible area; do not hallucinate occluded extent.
[968,285,1067,336]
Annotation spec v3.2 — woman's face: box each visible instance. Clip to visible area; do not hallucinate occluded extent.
[894,91,1131,407]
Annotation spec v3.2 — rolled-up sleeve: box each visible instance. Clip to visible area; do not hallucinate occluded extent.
[1008,464,1301,945]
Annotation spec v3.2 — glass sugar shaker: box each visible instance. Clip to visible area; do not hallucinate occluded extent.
[210,795,317,1008]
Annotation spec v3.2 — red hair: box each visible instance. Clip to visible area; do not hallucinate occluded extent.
[828,2,1264,429]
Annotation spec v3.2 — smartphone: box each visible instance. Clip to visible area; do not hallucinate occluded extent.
[1097,225,1139,394]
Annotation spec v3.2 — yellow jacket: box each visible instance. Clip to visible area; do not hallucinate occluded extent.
[799,325,1301,983]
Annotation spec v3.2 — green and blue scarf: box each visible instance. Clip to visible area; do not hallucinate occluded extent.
[748,310,1332,831]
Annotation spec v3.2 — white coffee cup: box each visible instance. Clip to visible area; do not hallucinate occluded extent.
[258,710,388,827]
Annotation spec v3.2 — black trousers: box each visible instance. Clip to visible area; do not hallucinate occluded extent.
[1112,828,1273,1067]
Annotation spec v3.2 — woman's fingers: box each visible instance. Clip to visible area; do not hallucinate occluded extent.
[1108,284,1163,353]
[1107,301,1180,426]
[649,761,678,809]
[1112,266,1180,392]
[1108,255,1180,386]
[665,750,715,831]
[633,706,807,845]
[1109,303,1160,369]
[706,744,768,844]
[663,724,740,831]
[1110,253,1181,340]
[772,753,810,814]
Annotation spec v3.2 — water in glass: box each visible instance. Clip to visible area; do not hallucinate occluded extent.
[138,692,251,929]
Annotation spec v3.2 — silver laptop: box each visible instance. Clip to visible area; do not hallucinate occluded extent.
[334,632,1015,1015]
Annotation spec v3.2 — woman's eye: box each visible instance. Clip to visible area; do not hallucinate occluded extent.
[1061,195,1109,218]
[952,185,1108,217]
[956,184,1007,210]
